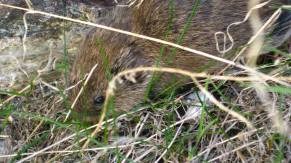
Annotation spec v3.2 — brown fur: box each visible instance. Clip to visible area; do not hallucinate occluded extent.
[69,0,288,122]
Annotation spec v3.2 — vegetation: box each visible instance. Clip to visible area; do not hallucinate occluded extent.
[0,0,290,162]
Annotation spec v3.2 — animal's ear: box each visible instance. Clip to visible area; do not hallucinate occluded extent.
[268,10,291,47]
[110,46,151,85]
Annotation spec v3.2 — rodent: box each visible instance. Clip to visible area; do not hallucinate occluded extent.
[69,0,290,123]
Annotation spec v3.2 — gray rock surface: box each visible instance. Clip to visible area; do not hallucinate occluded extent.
[0,0,115,90]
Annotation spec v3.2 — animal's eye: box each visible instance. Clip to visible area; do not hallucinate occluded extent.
[93,95,105,105]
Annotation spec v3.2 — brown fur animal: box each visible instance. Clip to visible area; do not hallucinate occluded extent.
[69,0,290,122]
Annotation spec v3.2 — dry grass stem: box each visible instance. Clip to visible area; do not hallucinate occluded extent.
[64,63,98,122]
[191,128,262,161]
[209,140,260,162]
[22,12,29,61]
[154,123,183,163]
[17,107,148,162]
[0,84,31,108]
[191,77,254,129]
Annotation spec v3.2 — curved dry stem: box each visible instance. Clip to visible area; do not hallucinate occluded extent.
[84,66,260,149]
[214,0,271,54]
[191,77,254,129]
